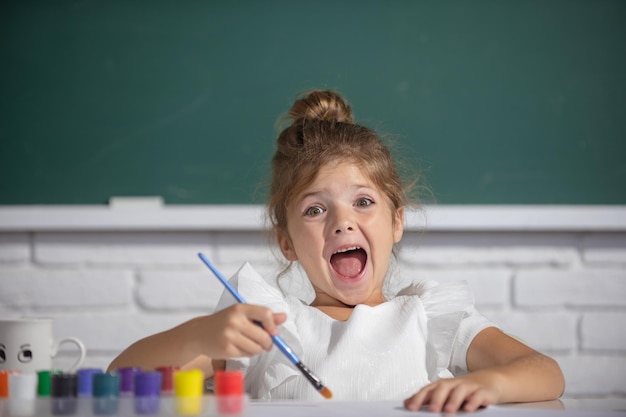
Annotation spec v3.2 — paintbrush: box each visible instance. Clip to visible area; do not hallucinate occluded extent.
[198,252,332,400]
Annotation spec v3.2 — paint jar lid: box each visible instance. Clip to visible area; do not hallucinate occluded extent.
[51,373,77,398]
[134,371,162,397]
[37,369,63,396]
[77,368,103,397]
[155,365,179,393]
[215,370,244,396]
[117,367,141,394]
[174,369,203,398]
[93,372,120,397]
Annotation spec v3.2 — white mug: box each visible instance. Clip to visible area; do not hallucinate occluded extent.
[0,318,86,373]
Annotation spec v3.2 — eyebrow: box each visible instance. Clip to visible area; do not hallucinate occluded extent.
[298,184,376,201]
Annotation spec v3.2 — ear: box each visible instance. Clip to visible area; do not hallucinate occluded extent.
[276,228,298,261]
[393,207,404,244]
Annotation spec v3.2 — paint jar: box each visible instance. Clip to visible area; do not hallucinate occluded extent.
[117,366,141,415]
[92,372,119,415]
[76,368,103,416]
[214,370,245,415]
[9,372,37,416]
[155,365,179,396]
[134,371,162,415]
[50,373,78,415]
[117,366,142,397]
[174,369,204,415]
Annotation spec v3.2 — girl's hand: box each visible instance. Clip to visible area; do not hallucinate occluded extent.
[403,373,500,413]
[195,303,287,359]
[404,328,564,413]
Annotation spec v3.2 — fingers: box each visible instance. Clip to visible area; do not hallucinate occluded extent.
[227,323,271,355]
[404,378,496,413]
[246,306,286,337]
[403,386,430,411]
[241,305,287,337]
[443,383,477,412]
[273,312,288,326]
[462,391,491,413]
[211,304,287,358]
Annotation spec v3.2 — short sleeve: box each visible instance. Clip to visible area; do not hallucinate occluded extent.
[400,280,497,379]
[449,306,495,375]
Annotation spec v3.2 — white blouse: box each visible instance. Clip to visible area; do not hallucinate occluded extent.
[214,263,495,401]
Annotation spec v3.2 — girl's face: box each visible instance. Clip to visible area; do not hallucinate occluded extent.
[277,161,404,308]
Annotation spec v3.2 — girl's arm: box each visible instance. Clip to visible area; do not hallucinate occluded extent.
[106,304,287,378]
[404,327,565,413]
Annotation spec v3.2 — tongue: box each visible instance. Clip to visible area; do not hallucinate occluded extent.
[330,250,366,278]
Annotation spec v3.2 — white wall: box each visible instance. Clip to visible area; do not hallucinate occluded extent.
[1,205,625,399]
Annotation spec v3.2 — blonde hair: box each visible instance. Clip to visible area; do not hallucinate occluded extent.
[268,90,411,233]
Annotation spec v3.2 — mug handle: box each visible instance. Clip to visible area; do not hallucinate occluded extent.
[51,337,87,373]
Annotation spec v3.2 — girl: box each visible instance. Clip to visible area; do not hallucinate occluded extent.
[109,90,564,412]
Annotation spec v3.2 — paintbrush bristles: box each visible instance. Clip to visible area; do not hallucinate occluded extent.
[320,386,333,399]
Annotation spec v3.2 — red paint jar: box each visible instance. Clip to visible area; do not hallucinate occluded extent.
[214,370,244,415]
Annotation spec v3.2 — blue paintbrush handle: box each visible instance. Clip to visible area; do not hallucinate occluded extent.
[270,334,299,364]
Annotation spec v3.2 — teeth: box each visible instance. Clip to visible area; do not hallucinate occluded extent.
[334,246,361,254]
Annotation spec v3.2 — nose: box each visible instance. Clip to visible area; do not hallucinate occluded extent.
[335,222,354,234]
[332,205,355,234]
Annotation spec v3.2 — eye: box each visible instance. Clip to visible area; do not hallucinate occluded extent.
[355,197,373,207]
[304,205,325,217]
[18,346,33,363]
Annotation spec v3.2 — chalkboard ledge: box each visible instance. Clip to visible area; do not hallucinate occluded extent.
[1,205,625,232]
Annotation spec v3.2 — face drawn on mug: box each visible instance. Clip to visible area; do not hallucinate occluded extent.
[0,343,34,365]
[0,318,86,373]
[18,344,33,363]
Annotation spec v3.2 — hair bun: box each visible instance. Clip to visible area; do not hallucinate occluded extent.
[288,90,354,124]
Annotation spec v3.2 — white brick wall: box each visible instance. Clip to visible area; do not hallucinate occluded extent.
[1,206,625,399]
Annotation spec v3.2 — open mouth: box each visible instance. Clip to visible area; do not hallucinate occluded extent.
[330,246,367,279]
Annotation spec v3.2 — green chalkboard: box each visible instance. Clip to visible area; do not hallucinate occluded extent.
[1,1,625,205]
